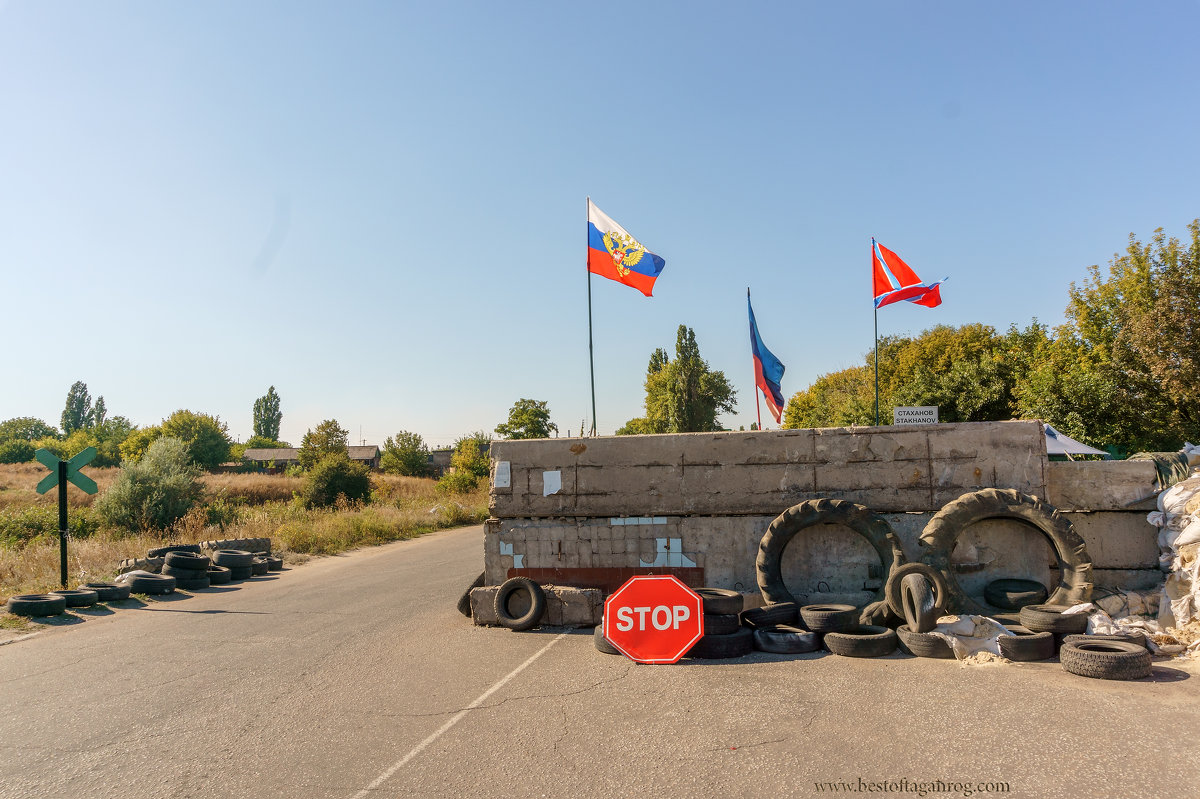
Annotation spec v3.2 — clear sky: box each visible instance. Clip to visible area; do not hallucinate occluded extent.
[2,1,1198,448]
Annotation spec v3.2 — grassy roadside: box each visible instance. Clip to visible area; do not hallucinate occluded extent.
[0,466,489,607]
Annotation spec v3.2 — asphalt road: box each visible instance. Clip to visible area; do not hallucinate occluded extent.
[1,525,1197,799]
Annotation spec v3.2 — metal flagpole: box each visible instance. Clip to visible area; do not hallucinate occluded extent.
[872,238,879,426]
[587,197,597,436]
[749,288,762,431]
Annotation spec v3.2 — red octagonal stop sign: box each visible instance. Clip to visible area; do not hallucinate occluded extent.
[603,575,705,664]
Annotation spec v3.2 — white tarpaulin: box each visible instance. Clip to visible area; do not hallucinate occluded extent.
[1043,424,1110,458]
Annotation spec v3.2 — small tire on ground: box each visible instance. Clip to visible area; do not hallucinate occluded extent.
[752,625,821,654]
[1060,640,1151,680]
[265,556,284,571]
[899,573,940,634]
[49,589,98,608]
[212,550,254,569]
[823,625,898,658]
[493,577,547,632]
[457,572,485,617]
[1019,604,1089,634]
[695,588,743,615]
[125,574,176,595]
[996,625,1056,662]
[739,602,799,629]
[884,563,949,619]
[163,565,209,580]
[594,624,620,655]
[5,594,68,617]
[984,578,1049,610]
[82,582,130,602]
[688,628,753,659]
[228,566,253,581]
[147,544,201,558]
[164,551,210,570]
[895,624,954,659]
[703,613,740,636]
[800,604,858,633]
[206,566,232,585]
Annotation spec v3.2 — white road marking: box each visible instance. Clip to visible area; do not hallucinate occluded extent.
[352,631,568,797]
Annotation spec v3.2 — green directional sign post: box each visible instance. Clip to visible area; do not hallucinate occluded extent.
[35,447,98,589]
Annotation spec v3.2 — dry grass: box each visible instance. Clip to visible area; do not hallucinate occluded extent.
[0,463,119,509]
[0,470,489,606]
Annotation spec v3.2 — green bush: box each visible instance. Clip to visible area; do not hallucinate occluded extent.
[0,506,102,549]
[95,437,204,532]
[161,409,232,469]
[0,440,35,464]
[381,430,431,477]
[435,470,479,495]
[299,453,371,508]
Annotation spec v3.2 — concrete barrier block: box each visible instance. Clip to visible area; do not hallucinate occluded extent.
[470,585,601,627]
[1065,511,1160,569]
[1093,569,1164,592]
[1047,461,1158,511]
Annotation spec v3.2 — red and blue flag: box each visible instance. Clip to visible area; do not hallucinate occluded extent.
[587,199,665,297]
[748,291,785,424]
[872,239,945,309]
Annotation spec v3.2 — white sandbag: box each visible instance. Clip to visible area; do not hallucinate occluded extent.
[1176,518,1200,549]
[928,615,1012,660]
[1147,511,1166,528]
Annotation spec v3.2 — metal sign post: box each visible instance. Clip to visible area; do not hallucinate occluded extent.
[35,447,99,588]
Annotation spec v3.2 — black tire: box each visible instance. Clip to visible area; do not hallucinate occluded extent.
[1019,604,1089,634]
[740,602,799,629]
[919,489,1093,615]
[758,499,905,611]
[1063,631,1148,650]
[147,544,201,558]
[800,604,858,633]
[997,625,1055,662]
[206,566,232,585]
[164,551,210,570]
[493,577,546,632]
[823,625,898,658]
[984,578,1048,610]
[163,565,209,580]
[695,588,743,615]
[251,557,269,576]
[1060,640,1152,680]
[82,582,130,602]
[125,574,176,595]
[228,566,253,581]
[899,573,940,634]
[213,550,254,568]
[457,571,485,617]
[594,624,620,655]
[175,577,212,591]
[704,613,740,636]
[265,556,284,571]
[5,594,68,617]
[688,628,753,659]
[753,625,821,654]
[49,589,98,608]
[884,563,948,619]
[895,624,954,659]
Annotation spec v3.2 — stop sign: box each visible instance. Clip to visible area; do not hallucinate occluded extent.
[603,575,705,664]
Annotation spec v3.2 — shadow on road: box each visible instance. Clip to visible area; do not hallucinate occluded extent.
[38,613,85,626]
[1145,665,1190,682]
[74,605,115,617]
[107,597,148,609]
[139,608,270,615]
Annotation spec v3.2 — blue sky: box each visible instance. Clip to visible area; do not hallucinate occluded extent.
[2,1,1198,447]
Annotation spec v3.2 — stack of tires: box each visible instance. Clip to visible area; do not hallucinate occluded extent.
[742,601,819,655]
[687,589,752,659]
[801,603,897,658]
[162,551,212,591]
[212,550,255,581]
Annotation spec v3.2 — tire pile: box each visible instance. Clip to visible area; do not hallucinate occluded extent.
[4,542,285,620]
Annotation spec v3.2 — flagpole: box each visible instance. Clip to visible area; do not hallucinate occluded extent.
[587,196,597,436]
[872,238,880,426]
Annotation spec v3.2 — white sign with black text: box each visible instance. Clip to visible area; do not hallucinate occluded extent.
[893,406,939,425]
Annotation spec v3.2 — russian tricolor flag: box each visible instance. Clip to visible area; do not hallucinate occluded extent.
[587,199,665,297]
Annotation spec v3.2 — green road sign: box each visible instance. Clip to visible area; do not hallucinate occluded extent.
[34,447,99,495]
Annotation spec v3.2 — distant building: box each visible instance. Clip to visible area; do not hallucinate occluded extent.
[242,445,381,471]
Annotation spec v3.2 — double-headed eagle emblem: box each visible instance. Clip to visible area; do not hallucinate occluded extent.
[602,231,646,278]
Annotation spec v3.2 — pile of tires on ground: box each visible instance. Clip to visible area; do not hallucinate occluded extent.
[4,543,284,619]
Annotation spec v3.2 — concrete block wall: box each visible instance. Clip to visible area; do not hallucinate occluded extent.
[484,422,1169,614]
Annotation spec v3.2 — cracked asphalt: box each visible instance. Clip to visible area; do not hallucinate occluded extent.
[1,524,1198,799]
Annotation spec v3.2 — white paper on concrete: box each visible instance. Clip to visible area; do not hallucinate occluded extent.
[494,461,511,488]
[542,470,561,496]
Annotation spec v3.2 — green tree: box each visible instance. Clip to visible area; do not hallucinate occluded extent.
[299,453,372,508]
[299,419,349,470]
[61,381,93,435]
[95,437,203,532]
[160,409,232,470]
[0,440,35,464]
[783,366,875,429]
[119,425,163,464]
[0,417,59,442]
[495,399,558,440]
[621,326,736,434]
[91,415,135,467]
[91,396,107,428]
[253,386,283,441]
[381,431,431,477]
[451,431,489,477]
